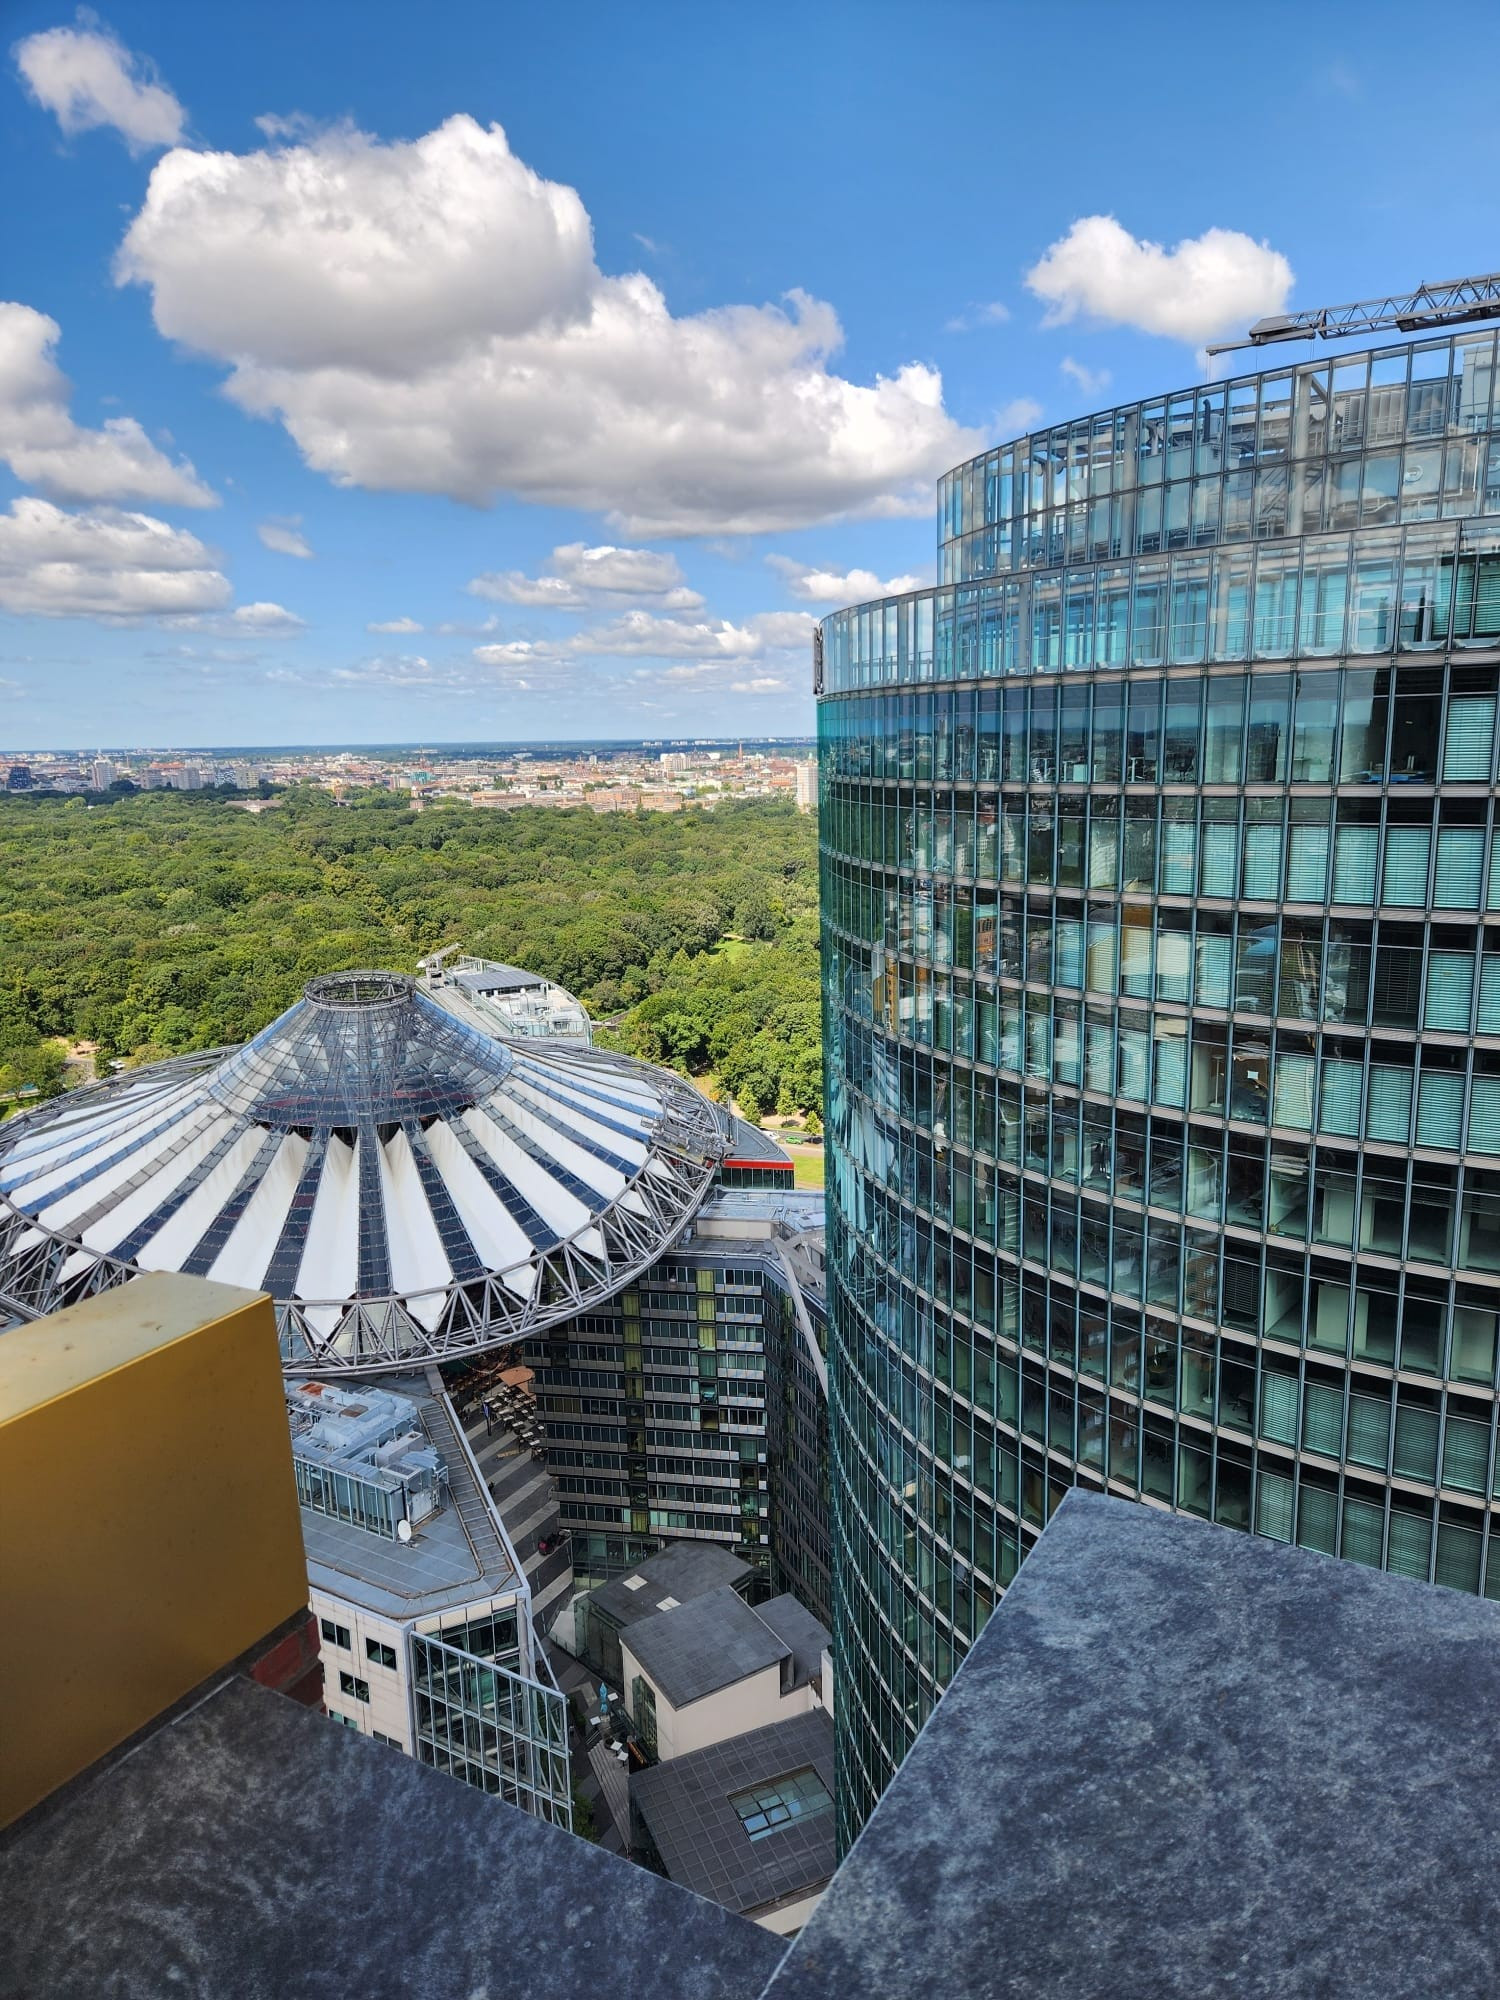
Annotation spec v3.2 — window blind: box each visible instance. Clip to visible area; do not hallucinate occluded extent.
[1255,1468,1295,1541]
[1301,1382,1343,1457]
[1273,1053,1315,1129]
[1159,818,1196,894]
[1341,1496,1384,1567]
[1434,1523,1482,1594]
[1258,1372,1298,1445]
[1055,920,1083,988]
[1386,1509,1431,1581]
[1366,1067,1413,1142]
[1380,825,1431,906]
[1332,824,1378,902]
[1199,821,1239,897]
[1296,1485,1338,1553]
[1487,837,1500,912]
[1318,1059,1363,1136]
[1195,934,1232,1007]
[1425,950,1475,1031]
[1417,1070,1465,1147]
[1117,1028,1149,1102]
[1346,1394,1390,1471]
[1441,1418,1490,1495]
[1468,1076,1500,1154]
[1393,1406,1439,1480]
[1433,828,1484,909]
[1478,958,1500,1033]
[1441,695,1496,780]
[1285,824,1329,902]
[1152,1031,1187,1107]
[1241,824,1282,899]
[1155,931,1191,1002]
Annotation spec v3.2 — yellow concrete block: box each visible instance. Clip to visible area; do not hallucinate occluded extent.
[0,1274,308,1826]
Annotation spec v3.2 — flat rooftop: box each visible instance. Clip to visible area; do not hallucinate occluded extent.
[763,1491,1500,2000]
[589,1541,750,1631]
[624,1586,789,1710]
[299,1376,522,1622]
[632,1710,836,1920]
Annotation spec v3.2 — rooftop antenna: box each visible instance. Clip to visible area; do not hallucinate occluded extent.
[1205,271,1500,357]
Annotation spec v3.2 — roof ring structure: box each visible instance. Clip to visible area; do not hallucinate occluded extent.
[0,969,727,1376]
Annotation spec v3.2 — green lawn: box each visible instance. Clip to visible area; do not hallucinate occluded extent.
[790,1147,825,1189]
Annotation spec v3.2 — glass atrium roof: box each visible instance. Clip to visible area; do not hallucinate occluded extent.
[0,971,726,1375]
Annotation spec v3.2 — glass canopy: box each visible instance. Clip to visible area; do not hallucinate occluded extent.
[0,971,725,1374]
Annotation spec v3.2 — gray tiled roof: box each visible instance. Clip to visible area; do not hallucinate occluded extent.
[631,1709,836,1919]
[748,1598,828,1691]
[589,1542,750,1631]
[622,1587,789,1710]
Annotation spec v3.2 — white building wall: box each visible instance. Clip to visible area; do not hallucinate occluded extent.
[621,1646,820,1761]
[310,1585,412,1752]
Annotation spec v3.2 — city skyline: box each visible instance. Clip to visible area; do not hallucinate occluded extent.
[4,0,1499,743]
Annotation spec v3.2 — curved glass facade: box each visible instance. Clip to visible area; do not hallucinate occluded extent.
[818,330,1500,1842]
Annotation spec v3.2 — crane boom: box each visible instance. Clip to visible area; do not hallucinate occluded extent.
[1205,272,1500,356]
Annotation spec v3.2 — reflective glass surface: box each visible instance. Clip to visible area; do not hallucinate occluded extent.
[819,338,1500,1847]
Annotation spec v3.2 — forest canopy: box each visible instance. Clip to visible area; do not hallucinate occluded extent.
[0,790,821,1118]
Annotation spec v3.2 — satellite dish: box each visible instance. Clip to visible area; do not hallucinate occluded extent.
[397,1519,414,1543]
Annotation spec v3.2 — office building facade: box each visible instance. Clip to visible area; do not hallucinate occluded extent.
[818,330,1500,1836]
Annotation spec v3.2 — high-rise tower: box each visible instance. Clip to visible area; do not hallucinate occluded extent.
[818,323,1500,1839]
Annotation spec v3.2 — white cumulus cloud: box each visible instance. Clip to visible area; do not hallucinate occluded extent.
[13,15,185,153]
[368,615,423,633]
[1025,216,1293,345]
[0,495,230,620]
[1060,357,1112,399]
[768,555,926,605]
[231,600,304,633]
[0,301,214,506]
[257,518,312,558]
[114,114,978,535]
[469,541,703,609]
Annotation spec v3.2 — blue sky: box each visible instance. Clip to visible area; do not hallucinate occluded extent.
[2,0,1498,748]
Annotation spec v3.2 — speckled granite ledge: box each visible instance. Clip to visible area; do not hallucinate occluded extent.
[0,1675,785,2000]
[763,1491,1500,2000]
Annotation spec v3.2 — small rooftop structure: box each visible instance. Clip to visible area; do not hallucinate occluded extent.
[578,1541,751,1685]
[425,952,593,1045]
[749,1598,828,1693]
[294,1372,522,1623]
[624,1587,794,1712]
[631,1710,836,1935]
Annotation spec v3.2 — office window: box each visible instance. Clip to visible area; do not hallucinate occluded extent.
[372,1731,403,1749]
[366,1638,399,1671]
[331,1712,362,1731]
[339,1671,371,1704]
[320,1618,351,1651]
[729,1766,834,1841]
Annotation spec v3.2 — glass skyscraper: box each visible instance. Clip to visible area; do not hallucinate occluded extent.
[817,331,1500,1839]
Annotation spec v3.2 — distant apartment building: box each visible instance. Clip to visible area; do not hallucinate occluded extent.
[794,760,819,812]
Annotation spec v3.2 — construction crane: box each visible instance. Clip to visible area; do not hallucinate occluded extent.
[1205,272,1500,356]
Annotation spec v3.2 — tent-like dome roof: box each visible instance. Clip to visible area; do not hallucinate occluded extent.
[0,971,725,1375]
